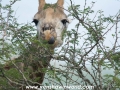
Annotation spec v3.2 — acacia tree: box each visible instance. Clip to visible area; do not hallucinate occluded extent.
[0,0,120,90]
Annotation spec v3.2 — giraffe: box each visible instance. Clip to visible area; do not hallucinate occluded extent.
[31,0,69,84]
[2,0,69,89]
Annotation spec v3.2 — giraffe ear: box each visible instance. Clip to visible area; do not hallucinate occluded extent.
[38,0,46,11]
[57,0,64,11]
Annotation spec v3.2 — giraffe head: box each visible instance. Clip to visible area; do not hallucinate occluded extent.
[33,0,69,47]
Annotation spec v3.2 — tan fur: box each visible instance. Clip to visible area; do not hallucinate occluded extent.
[57,0,64,11]
[38,0,45,11]
[34,0,68,47]
[44,30,57,41]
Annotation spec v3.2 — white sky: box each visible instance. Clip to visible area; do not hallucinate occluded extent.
[0,1,119,84]
[2,0,120,24]
[9,0,120,42]
[1,0,120,53]
[1,0,120,67]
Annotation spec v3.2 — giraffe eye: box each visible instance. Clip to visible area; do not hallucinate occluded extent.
[61,19,69,26]
[33,19,39,26]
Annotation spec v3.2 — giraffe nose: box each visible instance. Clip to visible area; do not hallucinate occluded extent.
[48,36,55,44]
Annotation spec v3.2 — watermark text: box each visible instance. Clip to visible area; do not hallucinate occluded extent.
[26,85,94,90]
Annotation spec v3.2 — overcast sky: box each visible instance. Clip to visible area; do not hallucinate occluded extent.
[2,0,120,24]
[1,0,120,48]
[1,0,120,67]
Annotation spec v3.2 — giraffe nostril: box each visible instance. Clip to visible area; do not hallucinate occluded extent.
[48,36,55,44]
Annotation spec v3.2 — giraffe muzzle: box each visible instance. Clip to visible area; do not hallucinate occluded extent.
[41,23,57,44]
[48,36,55,44]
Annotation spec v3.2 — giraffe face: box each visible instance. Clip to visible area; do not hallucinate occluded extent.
[33,0,69,47]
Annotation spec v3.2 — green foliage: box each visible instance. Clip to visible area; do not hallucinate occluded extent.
[0,0,120,90]
[44,3,57,10]
[0,0,54,89]
[60,1,120,89]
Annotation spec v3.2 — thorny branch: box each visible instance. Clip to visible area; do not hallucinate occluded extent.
[0,0,120,90]
[52,0,120,90]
